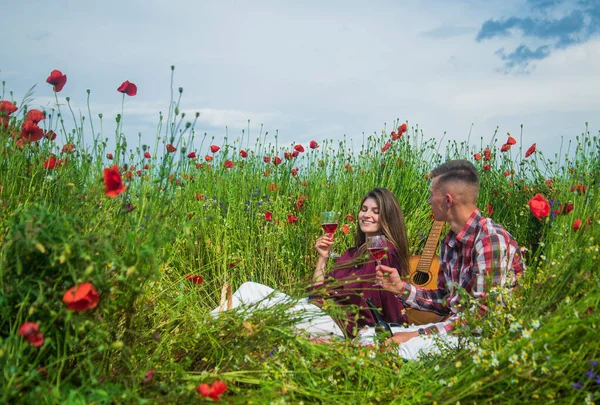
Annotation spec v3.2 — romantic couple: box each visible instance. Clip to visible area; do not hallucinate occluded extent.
[211,159,525,360]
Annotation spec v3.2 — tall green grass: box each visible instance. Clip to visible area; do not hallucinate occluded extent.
[0,69,598,404]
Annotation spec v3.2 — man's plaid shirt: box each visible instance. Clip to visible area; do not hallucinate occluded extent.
[398,209,525,335]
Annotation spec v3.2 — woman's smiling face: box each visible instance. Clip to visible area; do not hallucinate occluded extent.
[358,197,381,237]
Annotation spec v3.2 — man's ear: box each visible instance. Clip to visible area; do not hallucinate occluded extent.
[445,193,454,208]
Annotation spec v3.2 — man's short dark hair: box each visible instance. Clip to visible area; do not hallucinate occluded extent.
[430,159,479,187]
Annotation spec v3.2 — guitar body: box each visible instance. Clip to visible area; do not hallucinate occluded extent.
[405,220,447,325]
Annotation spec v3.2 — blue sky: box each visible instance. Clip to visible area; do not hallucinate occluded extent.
[2,0,599,159]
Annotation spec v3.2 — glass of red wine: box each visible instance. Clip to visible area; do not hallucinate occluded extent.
[367,235,388,286]
[320,211,339,257]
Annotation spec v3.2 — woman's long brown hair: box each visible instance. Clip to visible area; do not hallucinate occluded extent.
[333,188,410,276]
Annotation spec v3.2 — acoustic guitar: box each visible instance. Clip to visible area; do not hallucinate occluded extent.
[405,220,447,325]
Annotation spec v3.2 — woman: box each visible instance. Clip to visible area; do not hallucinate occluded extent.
[211,188,410,339]
[308,188,410,337]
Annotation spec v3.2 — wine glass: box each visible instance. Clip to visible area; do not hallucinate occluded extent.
[320,211,339,257]
[367,235,388,286]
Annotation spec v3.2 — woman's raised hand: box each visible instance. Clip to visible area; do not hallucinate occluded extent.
[314,234,334,258]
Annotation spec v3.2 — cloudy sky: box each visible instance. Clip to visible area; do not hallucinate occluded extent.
[2,0,599,158]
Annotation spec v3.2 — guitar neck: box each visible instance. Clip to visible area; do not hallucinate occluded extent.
[416,221,445,272]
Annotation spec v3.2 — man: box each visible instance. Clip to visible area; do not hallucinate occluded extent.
[375,159,525,358]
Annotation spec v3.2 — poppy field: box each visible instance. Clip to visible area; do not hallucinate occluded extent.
[1,68,599,404]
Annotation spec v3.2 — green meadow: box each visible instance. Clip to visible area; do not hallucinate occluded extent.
[0,68,598,404]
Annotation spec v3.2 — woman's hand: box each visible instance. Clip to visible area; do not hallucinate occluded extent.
[314,234,334,258]
[375,264,405,294]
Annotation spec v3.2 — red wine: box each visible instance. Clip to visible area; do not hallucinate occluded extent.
[321,223,338,234]
[368,248,386,262]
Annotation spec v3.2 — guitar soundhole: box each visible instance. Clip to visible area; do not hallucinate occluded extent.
[412,271,430,286]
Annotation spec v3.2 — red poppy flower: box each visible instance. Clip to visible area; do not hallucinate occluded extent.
[282,152,290,160]
[525,143,536,158]
[486,203,494,216]
[44,155,58,169]
[205,155,213,162]
[20,121,44,142]
[390,131,399,140]
[185,274,204,284]
[46,70,67,92]
[269,183,277,192]
[398,123,407,133]
[291,167,299,177]
[483,148,492,161]
[572,218,582,231]
[287,214,298,223]
[293,144,305,153]
[545,179,553,186]
[62,143,75,153]
[381,142,392,153]
[345,213,355,222]
[292,150,299,158]
[224,160,233,168]
[107,153,113,160]
[309,140,319,149]
[18,322,44,347]
[483,164,491,171]
[62,282,100,311]
[565,203,574,214]
[26,109,45,124]
[141,370,156,385]
[500,144,511,152]
[503,170,510,177]
[196,381,227,401]
[528,193,550,220]
[571,184,588,194]
[273,157,282,165]
[187,152,197,159]
[341,224,349,235]
[263,156,271,163]
[0,100,18,117]
[264,211,273,221]
[103,164,127,198]
[144,151,151,159]
[210,145,220,153]
[166,144,177,153]
[506,136,517,145]
[473,153,482,161]
[240,149,248,158]
[117,80,137,96]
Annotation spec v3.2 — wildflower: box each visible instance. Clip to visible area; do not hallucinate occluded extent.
[565,203,574,214]
[62,282,100,312]
[264,212,272,221]
[573,218,582,231]
[288,214,298,223]
[342,224,349,235]
[185,274,204,284]
[18,322,44,347]
[196,380,227,401]
[117,80,137,96]
[263,156,271,163]
[503,170,510,176]
[273,157,282,165]
[26,109,45,124]
[310,140,319,149]
[483,164,491,171]
[46,70,67,92]
[224,160,233,168]
[107,153,113,160]
[345,213,355,222]
[294,144,305,153]
[571,184,588,194]
[398,122,408,134]
[210,145,220,153]
[240,149,248,158]
[585,370,596,379]
[20,121,44,142]
[506,136,517,145]
[487,203,494,216]
[284,152,292,160]
[0,100,18,117]
[572,381,583,389]
[473,153,482,161]
[166,144,177,153]
[381,142,392,152]
[144,151,151,159]
[269,183,277,192]
[103,164,127,198]
[528,194,550,220]
[483,148,492,161]
[525,143,536,158]
[292,150,299,158]
[291,167,299,177]
[500,144,511,152]
[44,155,58,169]
[141,370,156,385]
[205,155,213,162]
[187,152,197,159]
[545,179,553,185]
